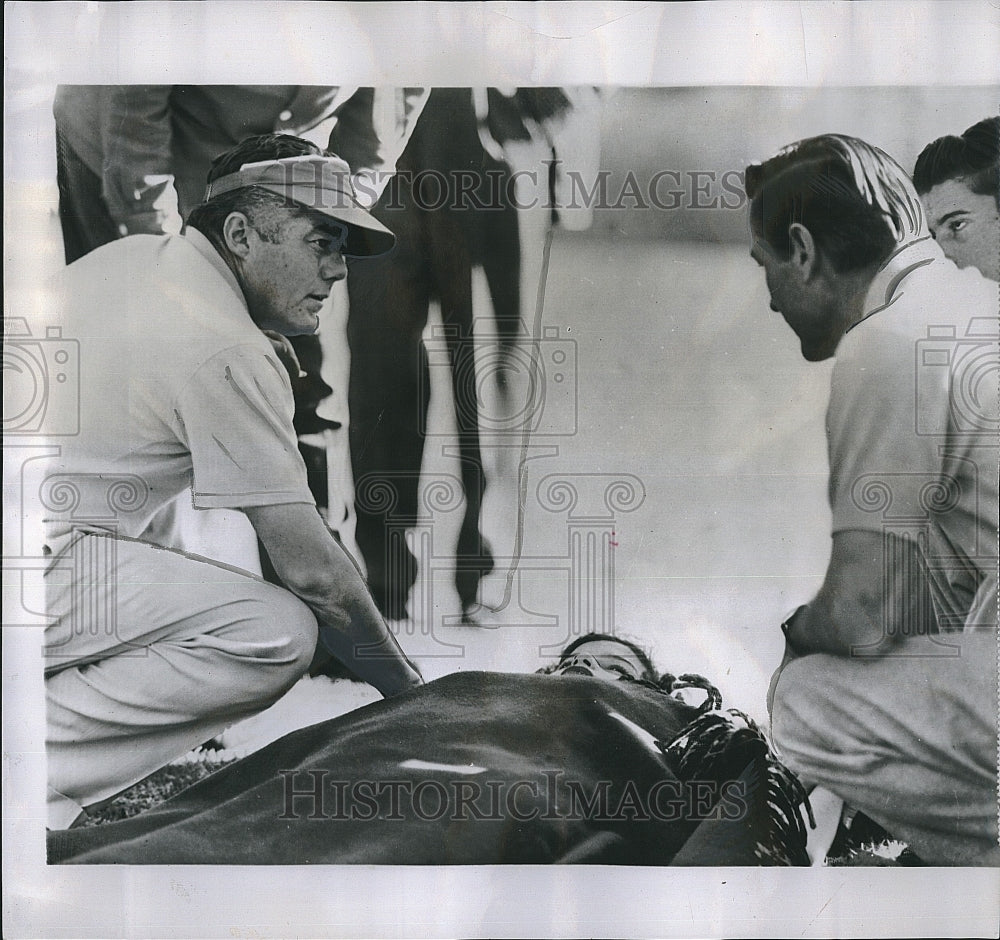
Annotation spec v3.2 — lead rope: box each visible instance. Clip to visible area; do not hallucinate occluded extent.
[492,142,559,612]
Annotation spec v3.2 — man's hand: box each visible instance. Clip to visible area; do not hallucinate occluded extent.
[261,330,304,382]
[147,177,183,235]
[116,178,183,237]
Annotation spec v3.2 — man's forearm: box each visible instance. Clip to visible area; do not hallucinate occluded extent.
[245,502,422,697]
[102,85,182,233]
[782,531,937,659]
[304,542,422,697]
[781,598,898,658]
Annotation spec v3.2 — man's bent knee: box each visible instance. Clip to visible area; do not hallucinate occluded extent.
[769,655,831,778]
[264,587,318,670]
[232,586,318,699]
[770,652,883,791]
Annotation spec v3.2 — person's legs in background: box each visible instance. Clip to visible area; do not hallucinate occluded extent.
[427,205,494,619]
[477,160,523,390]
[54,128,120,264]
[347,188,429,620]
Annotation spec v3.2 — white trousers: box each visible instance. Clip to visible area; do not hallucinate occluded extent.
[771,631,999,865]
[44,531,317,829]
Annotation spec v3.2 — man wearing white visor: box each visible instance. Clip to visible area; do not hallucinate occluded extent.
[41,134,422,830]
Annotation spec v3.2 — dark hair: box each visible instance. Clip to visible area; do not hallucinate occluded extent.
[186,134,323,248]
[745,134,926,272]
[913,117,1000,209]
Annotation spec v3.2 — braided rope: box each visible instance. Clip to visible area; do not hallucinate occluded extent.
[669,673,723,712]
[662,708,814,865]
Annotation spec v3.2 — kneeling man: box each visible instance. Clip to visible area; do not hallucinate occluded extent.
[745,134,999,864]
[42,134,422,829]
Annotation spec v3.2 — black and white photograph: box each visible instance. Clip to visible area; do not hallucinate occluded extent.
[4,2,999,937]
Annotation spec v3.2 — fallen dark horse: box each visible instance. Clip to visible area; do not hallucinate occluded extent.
[49,637,812,865]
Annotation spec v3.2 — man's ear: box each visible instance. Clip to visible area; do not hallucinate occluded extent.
[787,223,818,279]
[222,212,253,259]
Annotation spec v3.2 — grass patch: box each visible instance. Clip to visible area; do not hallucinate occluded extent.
[827,840,919,866]
[80,758,233,827]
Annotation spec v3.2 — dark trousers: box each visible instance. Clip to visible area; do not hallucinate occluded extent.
[55,129,120,264]
[347,162,520,619]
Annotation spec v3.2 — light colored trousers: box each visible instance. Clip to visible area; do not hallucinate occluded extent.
[44,531,317,829]
[771,631,999,865]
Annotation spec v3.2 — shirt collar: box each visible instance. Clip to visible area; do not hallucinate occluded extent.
[857,236,942,327]
[183,226,249,314]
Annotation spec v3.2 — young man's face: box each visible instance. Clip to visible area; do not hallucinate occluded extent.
[922,178,1000,281]
[550,639,651,683]
[241,209,349,335]
[750,233,841,362]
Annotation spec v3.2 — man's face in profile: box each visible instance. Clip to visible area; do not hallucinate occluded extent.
[240,209,349,336]
[749,228,843,362]
[549,638,653,684]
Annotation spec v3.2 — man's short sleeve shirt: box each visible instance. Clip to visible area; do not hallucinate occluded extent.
[827,239,999,629]
[43,229,313,545]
